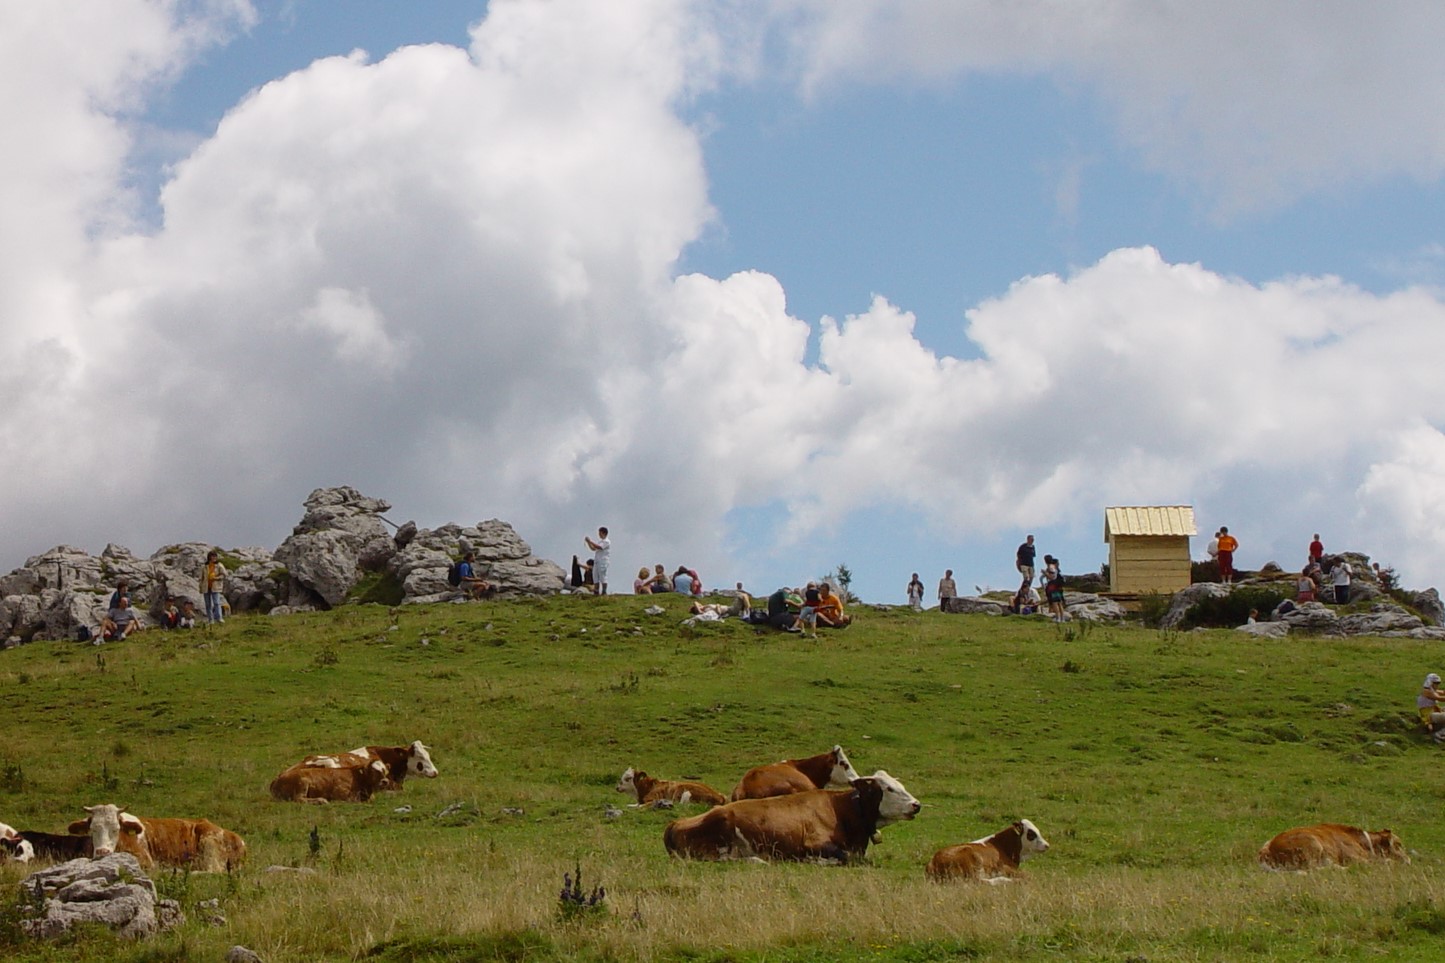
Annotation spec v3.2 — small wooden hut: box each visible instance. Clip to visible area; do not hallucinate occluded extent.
[1103,506,1196,595]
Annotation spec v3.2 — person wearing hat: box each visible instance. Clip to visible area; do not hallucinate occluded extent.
[1418,673,1445,742]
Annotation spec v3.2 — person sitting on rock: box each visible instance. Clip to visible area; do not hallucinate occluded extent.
[100,596,142,642]
[815,583,851,628]
[159,598,181,629]
[457,551,492,600]
[1418,673,1445,743]
[1009,585,1040,615]
[178,599,196,629]
[1296,568,1317,603]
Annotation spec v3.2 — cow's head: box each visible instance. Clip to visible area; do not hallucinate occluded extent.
[408,741,439,778]
[615,768,638,795]
[69,804,143,857]
[1014,818,1050,859]
[857,770,921,826]
[827,745,861,788]
[364,759,392,789]
[1369,829,1409,863]
[0,822,33,863]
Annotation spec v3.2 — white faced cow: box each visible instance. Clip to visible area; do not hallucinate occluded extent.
[615,768,728,808]
[68,804,245,873]
[296,741,438,788]
[666,770,920,863]
[730,745,859,801]
[927,818,1050,882]
[0,822,35,862]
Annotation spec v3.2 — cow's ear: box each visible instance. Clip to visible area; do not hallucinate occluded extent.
[119,814,144,834]
[852,777,883,812]
[66,819,90,835]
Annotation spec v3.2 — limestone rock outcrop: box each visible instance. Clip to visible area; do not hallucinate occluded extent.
[18,853,184,940]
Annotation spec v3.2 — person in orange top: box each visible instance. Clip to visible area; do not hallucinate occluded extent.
[815,583,851,628]
[1216,527,1239,583]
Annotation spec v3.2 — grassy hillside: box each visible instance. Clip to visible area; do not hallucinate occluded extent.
[2,596,1444,961]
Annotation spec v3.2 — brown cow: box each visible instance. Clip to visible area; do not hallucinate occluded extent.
[927,819,1050,882]
[296,740,438,788]
[665,770,920,863]
[730,745,859,801]
[270,757,392,803]
[1258,823,1410,870]
[615,768,727,808]
[0,822,37,862]
[68,804,245,872]
[13,830,92,862]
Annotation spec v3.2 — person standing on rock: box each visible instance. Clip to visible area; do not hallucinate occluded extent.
[1308,534,1324,568]
[585,526,611,595]
[1216,527,1238,584]
[938,569,956,612]
[200,550,225,625]
[906,573,925,611]
[1331,558,1353,604]
[1016,535,1036,591]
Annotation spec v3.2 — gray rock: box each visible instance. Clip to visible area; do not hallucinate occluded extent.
[1403,588,1445,627]
[19,853,182,940]
[1279,601,1340,631]
[227,947,265,963]
[1336,604,1424,636]
[1160,583,1231,629]
[1236,621,1290,638]
[1064,593,1126,621]
[943,596,1006,616]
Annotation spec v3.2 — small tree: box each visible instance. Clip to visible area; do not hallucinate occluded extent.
[819,563,859,604]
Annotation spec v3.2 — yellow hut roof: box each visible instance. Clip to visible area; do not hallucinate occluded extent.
[1103,505,1197,540]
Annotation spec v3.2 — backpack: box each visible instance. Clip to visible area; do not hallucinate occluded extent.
[447,561,463,587]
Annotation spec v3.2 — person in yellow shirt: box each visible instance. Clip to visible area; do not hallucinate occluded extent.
[200,550,226,624]
[1216,526,1239,583]
[815,583,851,628]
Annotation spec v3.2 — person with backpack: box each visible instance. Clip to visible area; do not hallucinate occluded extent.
[451,551,491,600]
[1041,555,1067,622]
[906,573,925,611]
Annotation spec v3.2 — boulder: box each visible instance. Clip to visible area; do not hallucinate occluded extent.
[1402,588,1445,627]
[389,520,566,602]
[19,853,184,940]
[1236,621,1290,638]
[1336,604,1425,636]
[941,596,1005,616]
[1160,583,1231,629]
[274,487,398,608]
[1064,593,1126,621]
[1277,601,1340,631]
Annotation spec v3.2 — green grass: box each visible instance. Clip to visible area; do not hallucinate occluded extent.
[2,597,1444,961]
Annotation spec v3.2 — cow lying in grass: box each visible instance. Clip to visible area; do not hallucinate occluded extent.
[730,745,859,801]
[665,771,919,863]
[68,803,245,873]
[615,768,727,808]
[271,757,392,803]
[296,741,439,788]
[1258,823,1409,870]
[927,819,1050,882]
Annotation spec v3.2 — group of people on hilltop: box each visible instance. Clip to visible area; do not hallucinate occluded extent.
[1015,534,1067,622]
[765,582,851,636]
[634,564,703,596]
[1292,533,1354,606]
[91,550,224,642]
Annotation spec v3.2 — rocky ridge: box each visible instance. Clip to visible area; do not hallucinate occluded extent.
[1,486,566,645]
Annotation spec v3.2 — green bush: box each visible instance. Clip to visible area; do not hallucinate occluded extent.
[1180,586,1290,628]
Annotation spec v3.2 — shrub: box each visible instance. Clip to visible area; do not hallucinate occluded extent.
[557,864,606,922]
[1136,592,1171,627]
[1180,586,1290,629]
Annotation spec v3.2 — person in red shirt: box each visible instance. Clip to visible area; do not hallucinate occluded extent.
[1309,534,1324,566]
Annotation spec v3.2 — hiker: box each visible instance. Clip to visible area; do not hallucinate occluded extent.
[1009,584,1040,615]
[798,582,821,637]
[159,598,181,629]
[584,527,610,595]
[906,573,925,611]
[1308,534,1324,567]
[649,564,672,593]
[1330,558,1353,604]
[1216,527,1238,584]
[766,587,801,632]
[731,583,752,616]
[1016,535,1036,589]
[1419,673,1445,742]
[108,578,130,610]
[938,569,956,611]
[200,550,226,624]
[1041,555,1067,622]
[100,596,141,641]
[458,551,491,599]
[673,566,701,596]
[1295,568,1317,603]
[634,567,653,595]
[815,583,850,628]
[178,599,196,629]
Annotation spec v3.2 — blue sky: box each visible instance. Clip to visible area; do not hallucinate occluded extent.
[5,1,1445,603]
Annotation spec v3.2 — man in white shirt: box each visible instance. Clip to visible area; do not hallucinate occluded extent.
[585,526,611,595]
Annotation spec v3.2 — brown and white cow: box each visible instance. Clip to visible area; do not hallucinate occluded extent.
[926,819,1050,882]
[270,757,392,803]
[1258,823,1410,871]
[665,770,920,863]
[68,804,246,873]
[615,768,728,808]
[296,740,438,788]
[730,745,860,801]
